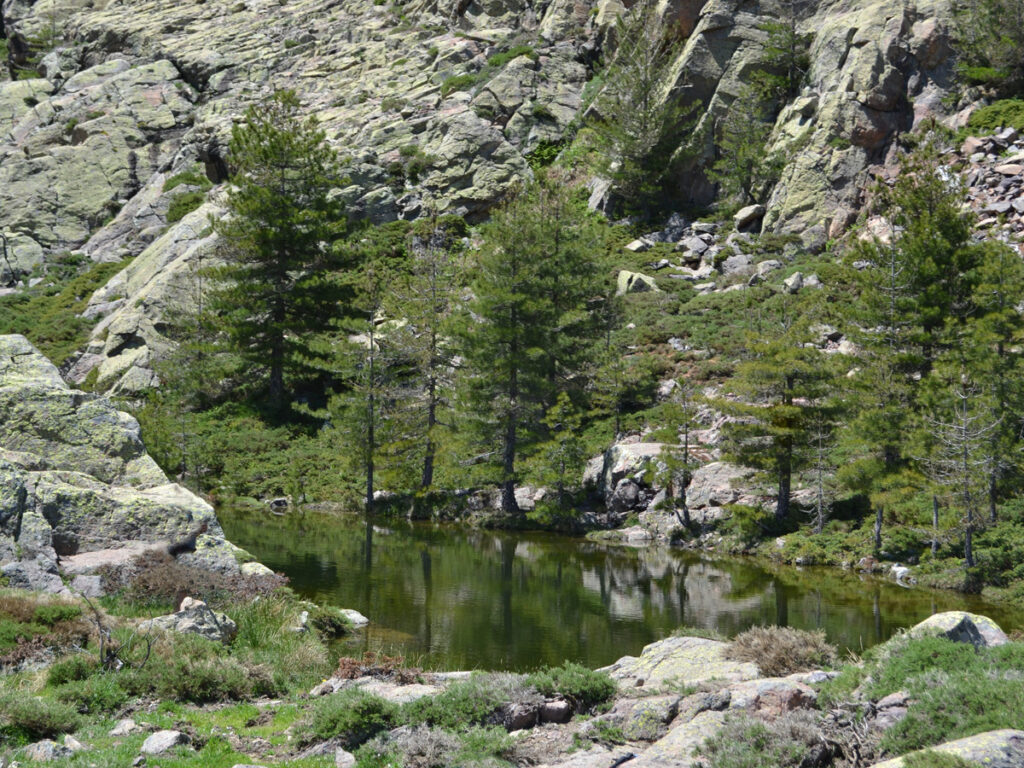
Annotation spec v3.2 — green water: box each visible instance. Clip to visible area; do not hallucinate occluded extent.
[219,508,1024,671]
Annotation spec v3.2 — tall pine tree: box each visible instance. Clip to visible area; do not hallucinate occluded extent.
[210,89,347,411]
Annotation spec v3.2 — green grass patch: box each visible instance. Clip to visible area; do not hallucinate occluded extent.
[965,99,1024,136]
[0,255,131,365]
[166,190,207,223]
[902,752,981,768]
[486,45,536,69]
[164,169,212,194]
[440,72,484,97]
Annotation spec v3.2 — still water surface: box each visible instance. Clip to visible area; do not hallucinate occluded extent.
[219,508,1024,671]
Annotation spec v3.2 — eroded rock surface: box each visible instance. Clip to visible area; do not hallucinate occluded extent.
[0,334,248,591]
[870,729,1024,768]
[907,610,1010,648]
[600,634,760,689]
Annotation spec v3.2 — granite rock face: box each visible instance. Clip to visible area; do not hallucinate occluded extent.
[1,0,962,389]
[0,334,248,591]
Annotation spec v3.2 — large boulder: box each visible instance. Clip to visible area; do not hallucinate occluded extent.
[0,335,252,589]
[138,597,238,643]
[906,611,1009,648]
[600,635,759,689]
[870,730,1024,768]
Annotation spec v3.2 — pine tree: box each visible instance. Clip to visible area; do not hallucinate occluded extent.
[210,89,347,411]
[456,176,603,515]
[588,0,697,218]
[967,241,1024,521]
[651,379,700,529]
[715,302,834,520]
[708,86,787,207]
[750,0,812,102]
[385,216,464,494]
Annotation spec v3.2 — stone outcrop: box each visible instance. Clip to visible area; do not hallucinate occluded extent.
[663,0,959,247]
[0,0,966,390]
[138,596,238,643]
[600,634,760,689]
[0,334,249,592]
[907,610,1010,648]
[870,730,1024,768]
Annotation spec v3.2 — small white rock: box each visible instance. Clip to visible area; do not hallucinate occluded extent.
[140,730,189,755]
[109,718,139,736]
[336,747,357,768]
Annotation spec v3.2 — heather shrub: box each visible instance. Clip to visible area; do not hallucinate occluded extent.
[98,550,287,611]
[47,653,100,686]
[305,688,400,747]
[697,710,824,768]
[725,626,837,676]
[0,695,81,745]
[525,662,616,711]
[401,673,538,731]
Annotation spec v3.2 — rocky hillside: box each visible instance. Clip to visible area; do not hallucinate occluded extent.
[0,0,966,393]
[0,333,253,593]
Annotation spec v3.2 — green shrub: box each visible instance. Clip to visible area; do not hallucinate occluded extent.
[959,65,1009,86]
[845,636,1024,754]
[47,653,100,686]
[0,617,47,650]
[166,190,206,223]
[726,626,837,677]
[525,662,616,711]
[456,725,513,763]
[486,45,536,69]
[401,673,528,731]
[33,603,82,626]
[120,634,253,704]
[56,674,129,714]
[440,73,483,97]
[308,689,399,747]
[0,256,131,365]
[308,605,353,638]
[696,711,822,768]
[163,169,212,193]
[966,99,1024,136]
[0,695,81,745]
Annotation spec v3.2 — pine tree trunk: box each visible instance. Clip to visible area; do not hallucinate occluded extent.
[874,506,883,552]
[932,495,939,555]
[269,343,284,409]
[776,439,791,520]
[422,374,436,490]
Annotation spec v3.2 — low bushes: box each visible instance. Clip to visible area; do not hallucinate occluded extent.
[0,695,80,745]
[525,661,616,710]
[401,673,535,731]
[726,626,837,677]
[98,550,287,612]
[306,688,399,747]
[697,710,824,768]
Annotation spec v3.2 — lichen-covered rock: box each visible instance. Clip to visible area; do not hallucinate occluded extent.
[726,676,817,720]
[138,597,238,643]
[600,635,759,688]
[627,709,726,768]
[616,270,661,295]
[0,334,254,587]
[907,611,1009,648]
[870,730,1024,768]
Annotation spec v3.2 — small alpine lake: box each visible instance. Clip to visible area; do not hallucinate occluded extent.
[219,507,1024,671]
